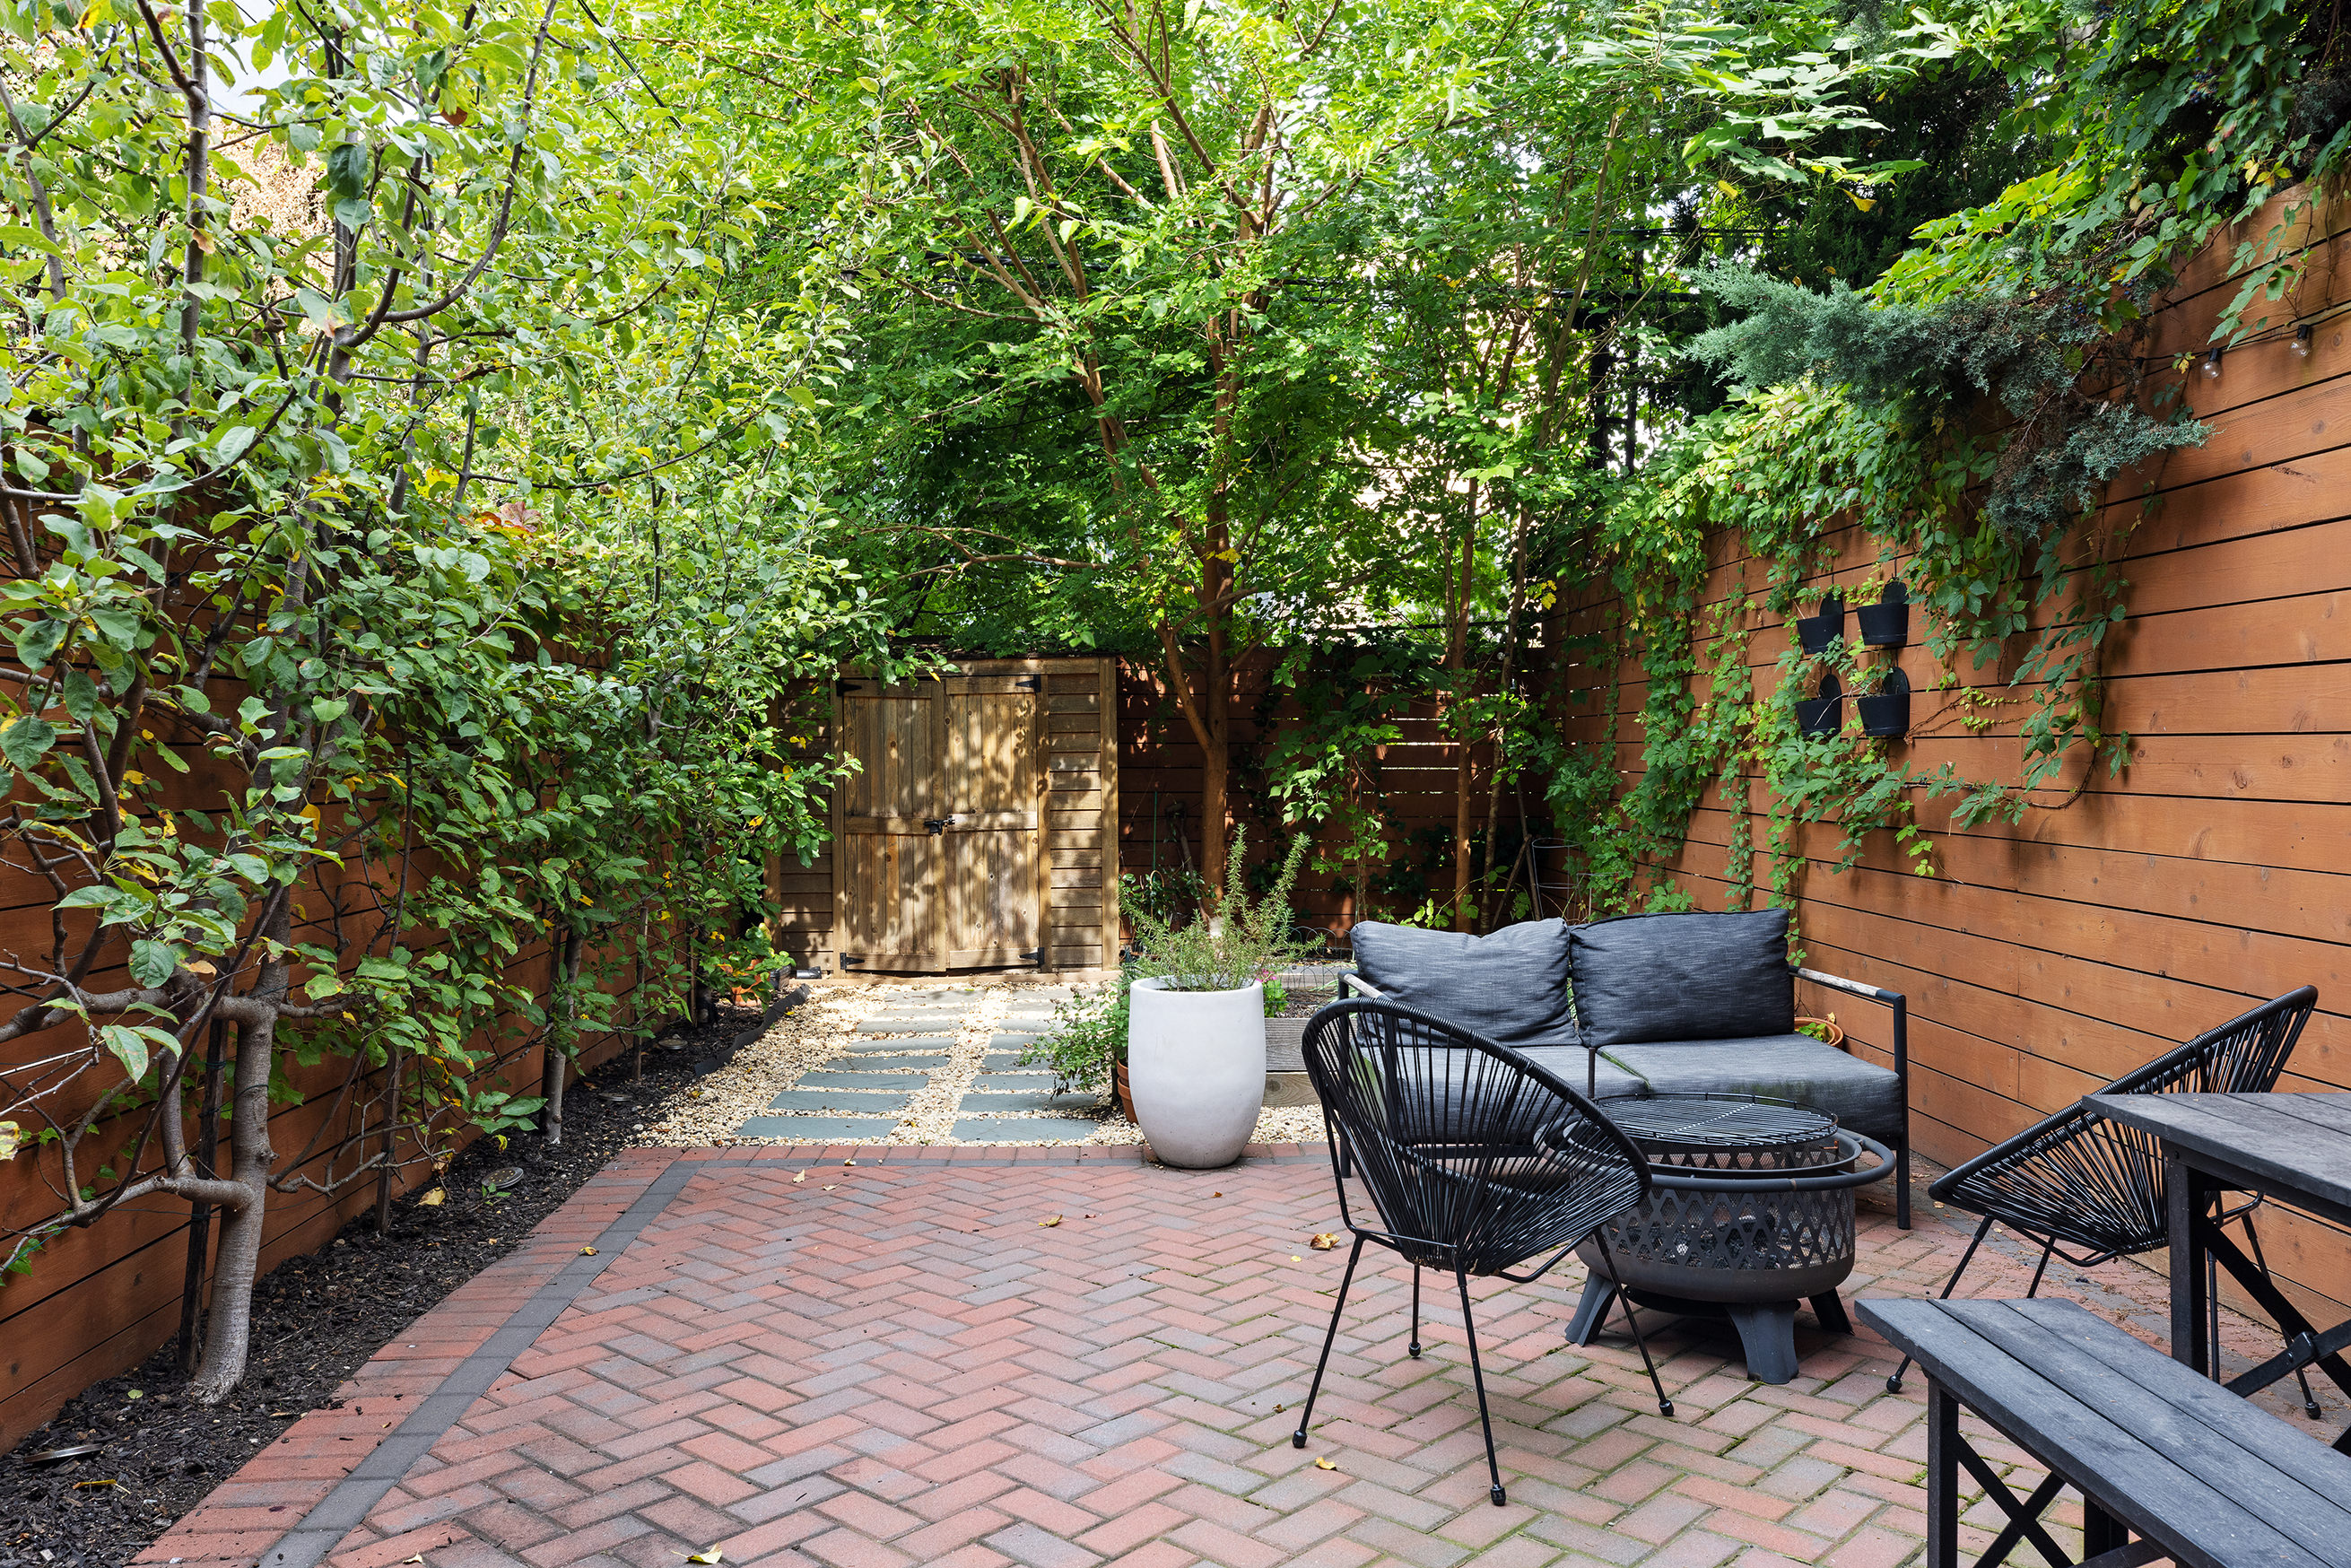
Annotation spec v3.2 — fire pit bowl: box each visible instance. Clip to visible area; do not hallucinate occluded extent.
[1565,1095,1894,1383]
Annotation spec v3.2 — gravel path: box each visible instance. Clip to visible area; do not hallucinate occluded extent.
[634,974,1329,1147]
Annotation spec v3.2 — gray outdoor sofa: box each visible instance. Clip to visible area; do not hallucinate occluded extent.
[1340,907,1911,1227]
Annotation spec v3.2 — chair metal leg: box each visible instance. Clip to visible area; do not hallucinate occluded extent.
[1293,1235,1364,1450]
[2026,1238,2055,1297]
[1408,1265,1423,1358]
[1596,1233,1673,1417]
[2241,1208,2325,1418]
[1889,1214,1994,1395]
[1452,1267,1508,1506]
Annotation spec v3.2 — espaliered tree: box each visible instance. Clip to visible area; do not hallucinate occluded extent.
[0,0,876,1398]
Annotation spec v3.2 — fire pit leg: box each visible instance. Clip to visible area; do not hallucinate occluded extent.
[1563,1273,1619,1348]
[1725,1301,1800,1384]
[1810,1290,1852,1336]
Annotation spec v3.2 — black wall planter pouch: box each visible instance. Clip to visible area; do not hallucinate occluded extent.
[1857,666,1911,737]
[1856,579,1910,648]
[1796,673,1843,736]
[1796,593,1846,655]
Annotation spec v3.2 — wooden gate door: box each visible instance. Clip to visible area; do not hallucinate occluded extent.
[834,673,1045,971]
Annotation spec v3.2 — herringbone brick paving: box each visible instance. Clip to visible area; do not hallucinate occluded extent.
[143,1143,2329,1568]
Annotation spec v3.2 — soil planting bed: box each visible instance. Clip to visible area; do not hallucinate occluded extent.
[0,1002,765,1568]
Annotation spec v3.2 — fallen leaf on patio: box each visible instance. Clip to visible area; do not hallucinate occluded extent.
[1292,1255,1302,1262]
[1313,1458,1337,1471]
[1274,1404,1285,1413]
[1212,1191,1222,1198]
[1310,1233,1340,1250]
[1041,1215,1062,1227]
[685,1551,724,1565]
[842,1159,856,1167]
[405,1557,424,1564]
[580,1246,598,1256]
[792,1171,806,1183]
[823,1185,835,1191]
[417,1189,445,1206]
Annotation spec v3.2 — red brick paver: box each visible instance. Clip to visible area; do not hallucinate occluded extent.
[142,1145,2329,1568]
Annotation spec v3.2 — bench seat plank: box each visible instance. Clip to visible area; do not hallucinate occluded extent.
[2005,1298,2351,1511]
[1969,1301,2351,1556]
[1862,1297,2349,1568]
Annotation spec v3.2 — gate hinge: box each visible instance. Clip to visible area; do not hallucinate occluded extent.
[834,678,861,695]
[1019,948,1044,965]
[840,954,864,968]
[1014,675,1042,691]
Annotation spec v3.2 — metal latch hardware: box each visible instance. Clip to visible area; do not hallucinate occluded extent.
[923,815,956,835]
[1014,675,1042,691]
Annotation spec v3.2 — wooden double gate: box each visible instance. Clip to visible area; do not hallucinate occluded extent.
[829,658,1119,972]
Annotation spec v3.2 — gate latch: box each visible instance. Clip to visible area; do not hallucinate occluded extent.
[923,815,956,835]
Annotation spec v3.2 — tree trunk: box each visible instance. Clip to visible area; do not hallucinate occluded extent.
[541,925,581,1149]
[176,1019,226,1376]
[1448,486,1479,931]
[185,999,276,1403]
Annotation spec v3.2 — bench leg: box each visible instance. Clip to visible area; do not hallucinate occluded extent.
[2083,1499,2128,1558]
[1926,1382,1959,1568]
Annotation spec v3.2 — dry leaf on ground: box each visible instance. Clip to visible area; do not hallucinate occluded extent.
[416,1189,445,1207]
[1309,1233,1340,1250]
[1041,1215,1062,1227]
[1313,1457,1337,1471]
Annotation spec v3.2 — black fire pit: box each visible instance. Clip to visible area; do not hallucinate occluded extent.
[1565,1094,1894,1383]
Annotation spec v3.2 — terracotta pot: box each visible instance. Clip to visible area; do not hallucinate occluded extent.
[1796,1015,1845,1050]
[1116,1061,1136,1123]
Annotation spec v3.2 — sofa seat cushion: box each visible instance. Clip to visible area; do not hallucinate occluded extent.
[1599,1035,1903,1146]
[1516,1045,1650,1102]
[1350,919,1572,1053]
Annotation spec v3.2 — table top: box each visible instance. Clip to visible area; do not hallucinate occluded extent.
[1608,1095,1834,1150]
[2086,1091,2351,1222]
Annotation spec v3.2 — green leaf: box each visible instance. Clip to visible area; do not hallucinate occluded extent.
[0,714,56,771]
[310,698,349,725]
[98,1024,149,1082]
[58,669,99,722]
[128,939,179,989]
[13,619,67,671]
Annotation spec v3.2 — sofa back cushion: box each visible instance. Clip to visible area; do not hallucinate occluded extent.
[1349,919,1572,1051]
[1569,909,1794,1048]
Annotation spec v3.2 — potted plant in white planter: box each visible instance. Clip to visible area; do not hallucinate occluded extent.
[1127,828,1311,1168]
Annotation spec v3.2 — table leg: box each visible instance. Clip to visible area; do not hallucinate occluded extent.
[1925,1381,1959,1568]
[2167,1151,2210,1375]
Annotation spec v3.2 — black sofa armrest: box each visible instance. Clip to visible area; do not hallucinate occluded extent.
[1797,966,1911,1229]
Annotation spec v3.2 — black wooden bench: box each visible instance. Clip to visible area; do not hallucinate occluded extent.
[1859,1295,2351,1568]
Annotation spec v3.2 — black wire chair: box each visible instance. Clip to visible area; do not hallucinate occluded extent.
[1885,985,2320,1401]
[1293,999,1675,1507]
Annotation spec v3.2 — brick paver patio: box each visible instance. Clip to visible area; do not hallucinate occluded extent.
[142,1143,2328,1568]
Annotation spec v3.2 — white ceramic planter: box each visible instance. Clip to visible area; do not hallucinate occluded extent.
[1128,977,1266,1169]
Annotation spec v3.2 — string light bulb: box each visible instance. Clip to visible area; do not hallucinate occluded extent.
[2296,324,2315,358]
[2202,346,2225,379]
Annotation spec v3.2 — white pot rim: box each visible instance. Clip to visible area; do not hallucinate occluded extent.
[1133,975,1264,996]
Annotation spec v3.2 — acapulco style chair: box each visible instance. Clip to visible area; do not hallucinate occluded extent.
[1293,998,1675,1507]
[1886,985,2320,1403]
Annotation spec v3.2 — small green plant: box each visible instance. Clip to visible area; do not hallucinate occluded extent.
[1128,827,1315,993]
[1023,971,1131,1095]
[1796,1013,1839,1044]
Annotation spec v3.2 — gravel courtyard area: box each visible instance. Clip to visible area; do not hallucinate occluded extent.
[633,973,1331,1148]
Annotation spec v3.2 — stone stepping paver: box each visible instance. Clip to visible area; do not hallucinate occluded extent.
[857,1016,965,1033]
[840,1034,955,1051]
[825,1049,950,1068]
[764,1088,912,1112]
[980,1051,1032,1068]
[962,1089,1101,1111]
[797,1069,927,1088]
[988,1031,1042,1049]
[950,1115,1095,1141]
[730,1114,901,1138]
[971,1072,1056,1092]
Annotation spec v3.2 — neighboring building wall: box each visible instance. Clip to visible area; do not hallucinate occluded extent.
[1565,187,2351,1319]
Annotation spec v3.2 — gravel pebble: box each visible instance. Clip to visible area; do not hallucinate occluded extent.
[631,976,1328,1147]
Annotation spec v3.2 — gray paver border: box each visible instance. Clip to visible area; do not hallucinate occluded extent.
[261,1145,1321,1566]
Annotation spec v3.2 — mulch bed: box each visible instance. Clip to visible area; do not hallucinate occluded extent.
[0,1002,765,1568]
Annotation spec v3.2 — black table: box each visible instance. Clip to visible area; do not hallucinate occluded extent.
[2086,1090,2351,1442]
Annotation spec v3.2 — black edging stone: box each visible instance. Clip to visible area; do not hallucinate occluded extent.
[264,1146,1322,1564]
